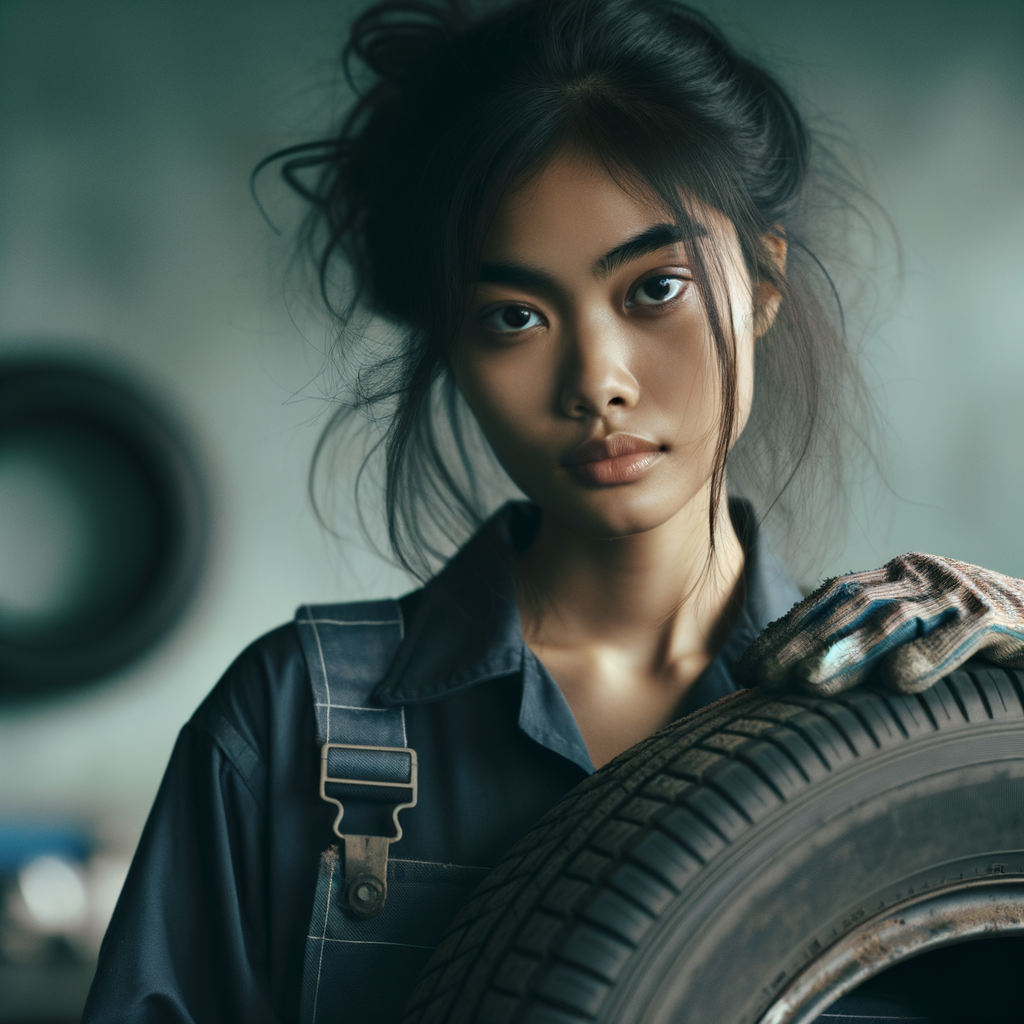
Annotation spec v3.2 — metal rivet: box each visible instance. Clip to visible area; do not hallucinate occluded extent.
[346,873,386,917]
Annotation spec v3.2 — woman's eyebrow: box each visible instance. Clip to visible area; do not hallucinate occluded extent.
[594,222,706,276]
[476,221,706,290]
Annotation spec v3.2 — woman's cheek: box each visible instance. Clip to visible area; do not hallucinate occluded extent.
[637,321,717,436]
[457,349,555,470]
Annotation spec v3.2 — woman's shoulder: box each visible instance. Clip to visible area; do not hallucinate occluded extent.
[185,621,312,780]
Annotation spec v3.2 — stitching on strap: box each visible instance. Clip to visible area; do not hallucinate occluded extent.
[306,608,332,741]
[395,602,408,744]
[310,860,335,1023]
[296,618,401,627]
[389,857,490,870]
[307,936,435,950]
[314,702,390,712]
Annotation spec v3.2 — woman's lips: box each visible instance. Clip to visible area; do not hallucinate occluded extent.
[563,434,665,486]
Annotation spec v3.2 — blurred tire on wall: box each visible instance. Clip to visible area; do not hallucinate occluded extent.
[0,357,206,698]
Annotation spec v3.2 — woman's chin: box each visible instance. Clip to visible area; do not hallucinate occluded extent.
[539,481,705,541]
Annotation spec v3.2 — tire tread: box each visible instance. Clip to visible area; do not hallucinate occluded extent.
[401,668,1024,1024]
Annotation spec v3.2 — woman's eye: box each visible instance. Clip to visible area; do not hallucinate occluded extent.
[481,305,543,333]
[629,276,686,306]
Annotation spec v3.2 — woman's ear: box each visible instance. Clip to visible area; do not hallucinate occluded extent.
[753,229,787,338]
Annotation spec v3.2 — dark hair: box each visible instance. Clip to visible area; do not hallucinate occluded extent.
[263,0,872,580]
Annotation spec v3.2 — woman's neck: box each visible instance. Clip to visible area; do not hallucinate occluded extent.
[515,488,746,767]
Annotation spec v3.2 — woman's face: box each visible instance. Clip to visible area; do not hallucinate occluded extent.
[453,151,767,539]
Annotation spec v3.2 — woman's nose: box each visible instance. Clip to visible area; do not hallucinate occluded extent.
[557,317,640,419]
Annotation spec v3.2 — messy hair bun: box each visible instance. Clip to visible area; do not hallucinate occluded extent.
[345,1,469,87]
[263,0,872,580]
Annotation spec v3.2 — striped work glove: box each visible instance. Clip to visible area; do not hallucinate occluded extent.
[738,554,1024,696]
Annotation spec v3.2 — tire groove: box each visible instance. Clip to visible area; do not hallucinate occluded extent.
[696,741,790,811]
[774,714,840,771]
[734,731,813,796]
[733,751,790,802]
[755,731,816,784]
[730,719,828,783]
[965,668,995,720]
[805,706,865,756]
[877,694,911,738]
[677,789,747,840]
[988,668,1016,715]
[831,693,889,749]
[944,676,971,724]
[912,690,941,731]
[556,913,640,953]
[528,990,596,1021]
[652,820,708,867]
[1006,667,1024,712]
[689,756,756,823]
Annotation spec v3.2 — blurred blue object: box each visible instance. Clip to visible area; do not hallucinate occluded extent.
[0,821,91,872]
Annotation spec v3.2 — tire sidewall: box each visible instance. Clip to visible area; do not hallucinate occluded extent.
[601,722,1024,1024]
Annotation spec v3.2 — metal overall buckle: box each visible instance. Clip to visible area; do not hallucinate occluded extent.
[319,742,418,918]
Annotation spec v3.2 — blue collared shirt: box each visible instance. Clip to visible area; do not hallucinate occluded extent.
[83,501,801,1024]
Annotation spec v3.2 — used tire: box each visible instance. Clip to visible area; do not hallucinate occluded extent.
[401,663,1024,1024]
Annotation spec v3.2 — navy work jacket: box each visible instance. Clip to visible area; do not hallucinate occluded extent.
[83,501,800,1023]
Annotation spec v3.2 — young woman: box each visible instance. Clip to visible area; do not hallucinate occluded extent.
[82,1,1024,1022]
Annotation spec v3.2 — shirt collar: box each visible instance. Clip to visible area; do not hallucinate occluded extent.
[374,500,802,772]
[374,502,538,706]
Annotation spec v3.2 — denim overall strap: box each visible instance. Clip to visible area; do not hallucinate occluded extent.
[295,600,417,1023]
[297,601,407,752]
